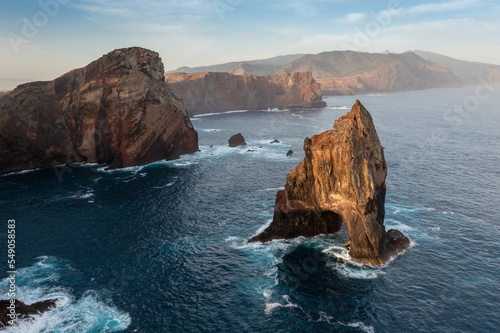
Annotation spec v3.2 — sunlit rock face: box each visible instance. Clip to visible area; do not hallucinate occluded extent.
[250,100,409,265]
[0,47,198,174]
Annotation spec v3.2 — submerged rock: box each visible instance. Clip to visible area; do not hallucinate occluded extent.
[249,100,409,265]
[228,133,247,147]
[0,47,199,175]
[286,150,293,157]
[270,139,280,144]
[0,299,57,327]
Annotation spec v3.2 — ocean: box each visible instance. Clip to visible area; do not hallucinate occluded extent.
[1,85,499,332]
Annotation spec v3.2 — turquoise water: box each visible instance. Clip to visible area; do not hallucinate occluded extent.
[1,86,500,332]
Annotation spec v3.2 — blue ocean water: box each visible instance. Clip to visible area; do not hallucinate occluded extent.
[1,86,500,332]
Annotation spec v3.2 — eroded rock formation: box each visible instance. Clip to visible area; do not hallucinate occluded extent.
[250,100,409,265]
[165,71,326,115]
[0,47,198,174]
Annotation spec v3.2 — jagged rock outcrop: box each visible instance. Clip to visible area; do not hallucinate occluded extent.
[0,47,199,175]
[250,100,409,265]
[0,299,57,327]
[228,133,246,147]
[165,72,326,115]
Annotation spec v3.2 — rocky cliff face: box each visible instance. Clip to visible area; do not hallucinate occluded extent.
[250,100,409,265]
[165,72,326,115]
[0,47,198,174]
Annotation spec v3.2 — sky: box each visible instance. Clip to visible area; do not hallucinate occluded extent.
[1,0,500,90]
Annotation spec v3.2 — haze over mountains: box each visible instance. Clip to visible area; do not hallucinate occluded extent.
[413,50,500,85]
[172,50,500,95]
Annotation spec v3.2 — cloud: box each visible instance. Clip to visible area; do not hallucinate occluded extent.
[293,33,352,48]
[72,0,214,20]
[335,12,367,24]
[403,0,479,15]
[73,3,136,18]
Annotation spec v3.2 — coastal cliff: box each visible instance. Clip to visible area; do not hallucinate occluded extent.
[250,100,409,265]
[165,71,326,115]
[0,47,198,174]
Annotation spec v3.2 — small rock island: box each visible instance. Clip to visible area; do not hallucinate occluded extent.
[250,100,409,265]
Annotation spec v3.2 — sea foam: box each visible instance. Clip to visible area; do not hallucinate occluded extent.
[0,257,131,333]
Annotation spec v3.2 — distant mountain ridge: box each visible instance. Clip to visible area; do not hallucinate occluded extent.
[413,50,500,84]
[276,51,463,95]
[172,54,305,75]
[171,50,464,95]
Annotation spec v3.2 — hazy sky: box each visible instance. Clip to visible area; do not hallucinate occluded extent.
[1,0,500,90]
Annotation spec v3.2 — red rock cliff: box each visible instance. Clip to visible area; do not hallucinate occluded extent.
[250,101,409,265]
[165,71,326,115]
[0,47,198,174]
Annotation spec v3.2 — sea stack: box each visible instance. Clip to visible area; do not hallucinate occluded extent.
[249,100,409,265]
[0,47,198,174]
[228,133,247,147]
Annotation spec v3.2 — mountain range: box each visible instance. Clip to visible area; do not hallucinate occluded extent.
[172,50,500,95]
[413,50,500,85]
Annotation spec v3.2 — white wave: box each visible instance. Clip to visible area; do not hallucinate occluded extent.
[153,180,177,189]
[262,287,273,299]
[200,128,223,133]
[257,187,285,192]
[384,219,415,233]
[6,292,131,333]
[323,245,385,279]
[95,164,145,174]
[264,295,299,315]
[0,257,131,333]
[225,109,251,114]
[346,322,376,333]
[317,312,375,333]
[251,219,273,239]
[173,161,196,167]
[261,108,288,113]
[0,168,43,177]
[386,204,435,214]
[193,109,250,117]
[70,192,94,200]
[330,106,350,110]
